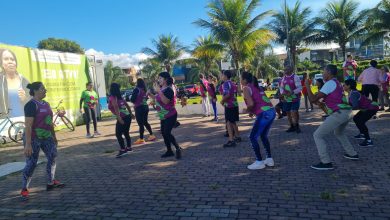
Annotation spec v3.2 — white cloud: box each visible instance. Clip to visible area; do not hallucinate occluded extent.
[85,49,193,69]
[271,46,287,55]
[85,48,150,69]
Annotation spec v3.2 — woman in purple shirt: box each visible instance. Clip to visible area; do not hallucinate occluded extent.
[21,82,64,200]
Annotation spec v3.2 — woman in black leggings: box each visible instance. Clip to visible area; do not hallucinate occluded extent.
[131,79,156,145]
[147,72,182,159]
[108,83,135,158]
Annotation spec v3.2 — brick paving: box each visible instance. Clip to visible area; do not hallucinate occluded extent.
[0,108,390,219]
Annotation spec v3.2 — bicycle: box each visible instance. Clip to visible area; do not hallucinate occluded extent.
[52,99,75,132]
[0,109,25,144]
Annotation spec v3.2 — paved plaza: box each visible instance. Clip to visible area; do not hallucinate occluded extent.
[0,109,390,220]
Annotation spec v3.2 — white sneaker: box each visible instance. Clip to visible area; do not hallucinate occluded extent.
[263,158,274,167]
[86,133,93,138]
[247,161,266,170]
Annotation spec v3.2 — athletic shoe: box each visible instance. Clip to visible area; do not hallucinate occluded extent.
[385,108,390,112]
[47,180,65,191]
[223,141,236,148]
[174,121,181,128]
[86,133,93,138]
[126,146,133,152]
[134,139,145,145]
[277,115,283,119]
[359,139,374,147]
[354,134,365,140]
[310,162,334,170]
[234,137,242,143]
[161,151,175,158]
[247,161,266,170]
[94,131,101,136]
[20,189,29,200]
[263,158,274,167]
[343,154,359,160]
[147,135,157,142]
[286,126,296,132]
[115,150,128,158]
[175,149,182,159]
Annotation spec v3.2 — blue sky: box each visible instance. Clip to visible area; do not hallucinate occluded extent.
[1,0,381,67]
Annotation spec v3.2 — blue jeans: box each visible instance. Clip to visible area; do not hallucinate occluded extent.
[210,99,217,119]
[249,109,276,161]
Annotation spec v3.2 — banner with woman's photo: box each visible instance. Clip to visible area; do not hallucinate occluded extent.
[0,43,90,138]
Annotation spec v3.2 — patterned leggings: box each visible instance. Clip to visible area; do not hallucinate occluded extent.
[22,137,57,189]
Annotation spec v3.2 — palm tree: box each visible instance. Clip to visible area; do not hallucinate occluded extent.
[268,0,317,69]
[192,35,224,75]
[363,0,390,46]
[310,0,370,61]
[141,34,187,73]
[194,0,274,78]
[104,61,125,93]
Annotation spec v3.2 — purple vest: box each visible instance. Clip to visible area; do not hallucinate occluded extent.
[323,78,351,114]
[349,90,379,111]
[155,87,177,120]
[245,84,273,116]
[222,80,238,108]
[30,99,53,139]
[108,96,129,118]
[133,87,148,108]
[281,74,301,102]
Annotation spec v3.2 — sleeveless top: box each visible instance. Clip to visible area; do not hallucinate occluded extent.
[108,96,129,118]
[244,83,273,116]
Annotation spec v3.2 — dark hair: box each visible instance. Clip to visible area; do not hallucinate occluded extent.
[110,83,122,100]
[27,82,43,96]
[370,60,378,68]
[223,70,232,79]
[344,79,357,90]
[199,74,204,79]
[347,54,352,58]
[241,71,261,90]
[136,78,146,89]
[316,78,325,89]
[86,82,92,87]
[158,72,173,86]
[0,49,18,70]
[325,64,338,76]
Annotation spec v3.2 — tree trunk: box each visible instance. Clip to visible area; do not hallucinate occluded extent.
[341,44,346,61]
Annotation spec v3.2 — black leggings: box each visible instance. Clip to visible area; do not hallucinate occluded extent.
[353,110,377,140]
[362,85,379,102]
[135,105,153,139]
[116,115,132,150]
[84,107,97,134]
[161,114,180,152]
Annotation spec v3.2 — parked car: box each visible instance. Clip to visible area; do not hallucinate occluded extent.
[184,84,199,97]
[257,78,267,88]
[120,89,133,101]
[313,74,323,85]
[271,77,281,90]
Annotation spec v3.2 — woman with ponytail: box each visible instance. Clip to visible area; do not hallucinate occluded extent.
[241,72,276,170]
[147,72,182,159]
[21,82,64,200]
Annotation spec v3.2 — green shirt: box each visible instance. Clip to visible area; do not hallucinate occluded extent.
[80,90,98,109]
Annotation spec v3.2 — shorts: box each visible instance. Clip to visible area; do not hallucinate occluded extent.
[225,106,239,123]
[282,100,300,112]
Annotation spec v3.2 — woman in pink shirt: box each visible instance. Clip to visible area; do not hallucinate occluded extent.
[379,65,390,111]
[358,60,382,103]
